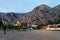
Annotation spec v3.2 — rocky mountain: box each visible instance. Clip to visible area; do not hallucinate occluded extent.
[1,4,60,25]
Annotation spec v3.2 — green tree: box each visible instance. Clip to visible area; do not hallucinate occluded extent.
[56,18,60,24]
[0,18,3,30]
[0,18,3,26]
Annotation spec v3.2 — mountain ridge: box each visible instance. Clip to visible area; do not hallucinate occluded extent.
[0,4,60,25]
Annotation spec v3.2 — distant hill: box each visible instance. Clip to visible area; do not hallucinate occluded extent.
[1,4,60,25]
[0,13,5,18]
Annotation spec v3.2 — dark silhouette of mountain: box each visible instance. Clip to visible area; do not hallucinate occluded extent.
[1,4,60,25]
[0,13,5,18]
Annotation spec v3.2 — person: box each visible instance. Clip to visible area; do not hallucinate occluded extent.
[23,26,27,31]
[3,26,6,35]
[30,27,33,31]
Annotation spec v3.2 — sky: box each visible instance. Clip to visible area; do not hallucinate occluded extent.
[0,0,60,13]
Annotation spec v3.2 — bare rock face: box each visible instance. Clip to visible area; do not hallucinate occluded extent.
[1,4,60,25]
[53,5,60,18]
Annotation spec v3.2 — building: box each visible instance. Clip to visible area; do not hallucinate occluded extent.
[14,21,21,26]
[46,24,60,30]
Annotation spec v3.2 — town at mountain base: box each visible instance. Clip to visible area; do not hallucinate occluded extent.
[0,4,60,26]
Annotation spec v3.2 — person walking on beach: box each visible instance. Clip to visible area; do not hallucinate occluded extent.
[2,25,7,35]
[3,25,6,35]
